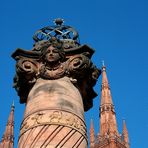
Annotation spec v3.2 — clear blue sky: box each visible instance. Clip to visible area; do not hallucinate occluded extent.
[0,0,148,147]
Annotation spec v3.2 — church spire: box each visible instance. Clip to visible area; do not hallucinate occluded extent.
[99,65,119,136]
[122,120,129,148]
[90,64,130,148]
[0,102,14,148]
[90,119,95,148]
[100,65,113,105]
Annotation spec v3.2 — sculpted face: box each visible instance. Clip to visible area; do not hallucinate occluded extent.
[45,45,61,63]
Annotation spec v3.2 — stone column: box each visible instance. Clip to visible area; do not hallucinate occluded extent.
[18,77,87,148]
[12,20,101,148]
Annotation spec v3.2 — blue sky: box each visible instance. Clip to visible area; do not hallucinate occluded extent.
[0,0,148,147]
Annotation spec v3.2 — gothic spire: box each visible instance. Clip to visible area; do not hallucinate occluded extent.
[99,65,119,136]
[91,64,130,148]
[100,65,113,105]
[122,120,129,147]
[0,102,14,148]
[90,119,95,148]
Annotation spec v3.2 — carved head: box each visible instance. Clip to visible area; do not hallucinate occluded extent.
[33,37,65,65]
[44,45,63,64]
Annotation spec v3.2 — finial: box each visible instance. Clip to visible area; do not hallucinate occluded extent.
[90,119,94,127]
[54,18,64,26]
[102,60,106,71]
[102,60,105,66]
[11,100,15,109]
[122,117,126,122]
[122,118,128,133]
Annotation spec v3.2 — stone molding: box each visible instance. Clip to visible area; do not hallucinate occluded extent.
[20,109,87,140]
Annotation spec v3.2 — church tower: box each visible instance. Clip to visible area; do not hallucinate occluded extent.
[90,65,130,148]
[0,103,14,148]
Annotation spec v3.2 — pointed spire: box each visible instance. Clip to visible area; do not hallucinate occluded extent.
[90,119,95,148]
[95,63,130,148]
[0,102,14,148]
[122,120,129,146]
[99,64,119,136]
[101,61,109,86]
[102,61,109,86]
[100,64,113,105]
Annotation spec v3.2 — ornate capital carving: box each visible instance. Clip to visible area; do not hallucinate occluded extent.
[12,37,101,111]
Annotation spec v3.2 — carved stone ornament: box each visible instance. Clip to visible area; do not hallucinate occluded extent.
[20,110,87,140]
[12,19,101,111]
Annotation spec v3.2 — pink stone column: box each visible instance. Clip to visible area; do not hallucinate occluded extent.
[18,77,87,148]
[12,22,101,148]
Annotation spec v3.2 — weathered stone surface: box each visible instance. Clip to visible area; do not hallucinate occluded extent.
[12,19,101,148]
[12,39,100,111]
